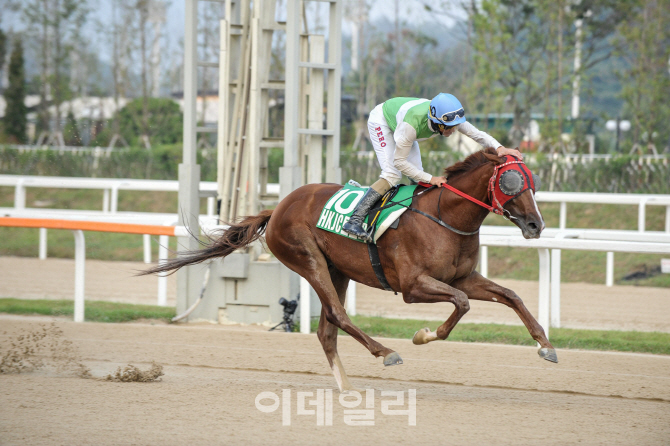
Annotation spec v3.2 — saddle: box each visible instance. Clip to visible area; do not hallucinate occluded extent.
[317,181,418,293]
[316,181,416,244]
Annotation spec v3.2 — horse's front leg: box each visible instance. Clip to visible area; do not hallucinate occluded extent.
[451,271,558,363]
[401,274,471,344]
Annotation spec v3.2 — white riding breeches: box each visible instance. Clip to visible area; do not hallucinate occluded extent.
[367,104,423,187]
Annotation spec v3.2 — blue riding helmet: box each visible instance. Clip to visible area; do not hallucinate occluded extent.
[428,93,466,127]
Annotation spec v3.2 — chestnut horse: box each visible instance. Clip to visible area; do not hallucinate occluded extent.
[143,148,557,392]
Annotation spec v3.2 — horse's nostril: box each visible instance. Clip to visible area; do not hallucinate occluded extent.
[528,222,537,231]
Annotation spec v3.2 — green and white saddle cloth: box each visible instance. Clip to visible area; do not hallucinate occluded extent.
[316,182,418,243]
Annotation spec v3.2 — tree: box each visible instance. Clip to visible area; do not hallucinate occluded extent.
[63,110,81,145]
[118,0,167,149]
[616,0,670,152]
[3,38,27,143]
[467,1,561,146]
[23,0,89,144]
[107,0,135,148]
[466,0,631,149]
[117,97,183,146]
[0,28,7,91]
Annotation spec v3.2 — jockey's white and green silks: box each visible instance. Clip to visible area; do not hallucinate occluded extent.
[316,183,417,243]
[368,97,503,186]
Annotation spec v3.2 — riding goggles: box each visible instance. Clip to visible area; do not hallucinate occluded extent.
[429,107,465,125]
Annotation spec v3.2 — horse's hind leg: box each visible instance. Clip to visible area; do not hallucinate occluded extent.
[452,271,558,363]
[317,268,358,392]
[269,232,399,367]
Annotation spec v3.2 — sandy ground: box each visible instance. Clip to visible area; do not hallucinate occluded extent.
[1,257,669,444]
[1,257,669,333]
[1,317,669,445]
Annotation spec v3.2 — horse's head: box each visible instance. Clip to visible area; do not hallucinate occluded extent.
[444,149,545,238]
[484,151,545,239]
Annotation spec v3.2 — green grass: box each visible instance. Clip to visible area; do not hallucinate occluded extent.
[307,315,670,356]
[3,299,668,355]
[0,298,175,323]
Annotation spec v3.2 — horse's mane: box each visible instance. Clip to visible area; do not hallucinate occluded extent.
[444,147,499,179]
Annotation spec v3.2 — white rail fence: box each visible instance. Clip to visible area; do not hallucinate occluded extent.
[0,175,278,262]
[2,175,670,336]
[534,191,670,233]
[3,175,668,229]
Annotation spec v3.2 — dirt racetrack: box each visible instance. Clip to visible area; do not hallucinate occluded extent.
[1,256,670,444]
[1,316,669,445]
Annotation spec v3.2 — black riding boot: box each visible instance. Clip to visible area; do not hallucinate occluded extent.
[342,188,382,243]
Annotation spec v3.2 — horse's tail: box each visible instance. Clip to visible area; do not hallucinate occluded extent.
[139,209,273,276]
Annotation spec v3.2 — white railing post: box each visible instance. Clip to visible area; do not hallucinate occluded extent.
[606,251,614,287]
[538,248,550,340]
[638,198,647,232]
[665,205,670,233]
[207,196,215,216]
[157,235,169,306]
[103,189,110,213]
[143,234,151,264]
[479,245,488,278]
[300,277,311,334]
[550,248,561,328]
[14,178,26,209]
[549,231,580,328]
[559,202,567,230]
[39,228,47,260]
[110,184,120,213]
[72,230,86,323]
[346,280,356,316]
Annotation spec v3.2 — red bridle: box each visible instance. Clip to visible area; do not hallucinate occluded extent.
[419,157,536,218]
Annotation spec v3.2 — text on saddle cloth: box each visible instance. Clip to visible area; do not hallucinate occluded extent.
[316,183,418,243]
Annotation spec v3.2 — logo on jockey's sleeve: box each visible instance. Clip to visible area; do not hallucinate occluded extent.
[375,127,386,147]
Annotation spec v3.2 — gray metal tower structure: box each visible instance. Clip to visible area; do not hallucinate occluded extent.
[178,0,342,324]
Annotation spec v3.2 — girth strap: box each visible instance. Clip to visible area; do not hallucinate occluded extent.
[367,242,393,291]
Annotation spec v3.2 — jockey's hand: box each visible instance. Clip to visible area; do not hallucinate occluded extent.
[496,146,523,160]
[429,176,447,187]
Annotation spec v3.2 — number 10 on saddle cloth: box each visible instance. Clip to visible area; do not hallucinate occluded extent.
[316,183,417,243]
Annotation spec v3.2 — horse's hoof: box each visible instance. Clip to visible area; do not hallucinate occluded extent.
[412,327,432,345]
[538,348,558,363]
[383,352,403,366]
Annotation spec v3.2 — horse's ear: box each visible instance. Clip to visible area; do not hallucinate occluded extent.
[483,151,504,165]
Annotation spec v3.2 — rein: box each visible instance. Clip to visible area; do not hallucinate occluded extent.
[373,158,530,236]
[370,184,481,236]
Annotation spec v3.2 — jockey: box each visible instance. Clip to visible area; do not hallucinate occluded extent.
[342,93,523,242]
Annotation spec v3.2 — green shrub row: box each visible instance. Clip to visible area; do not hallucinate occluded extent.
[1,145,669,194]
